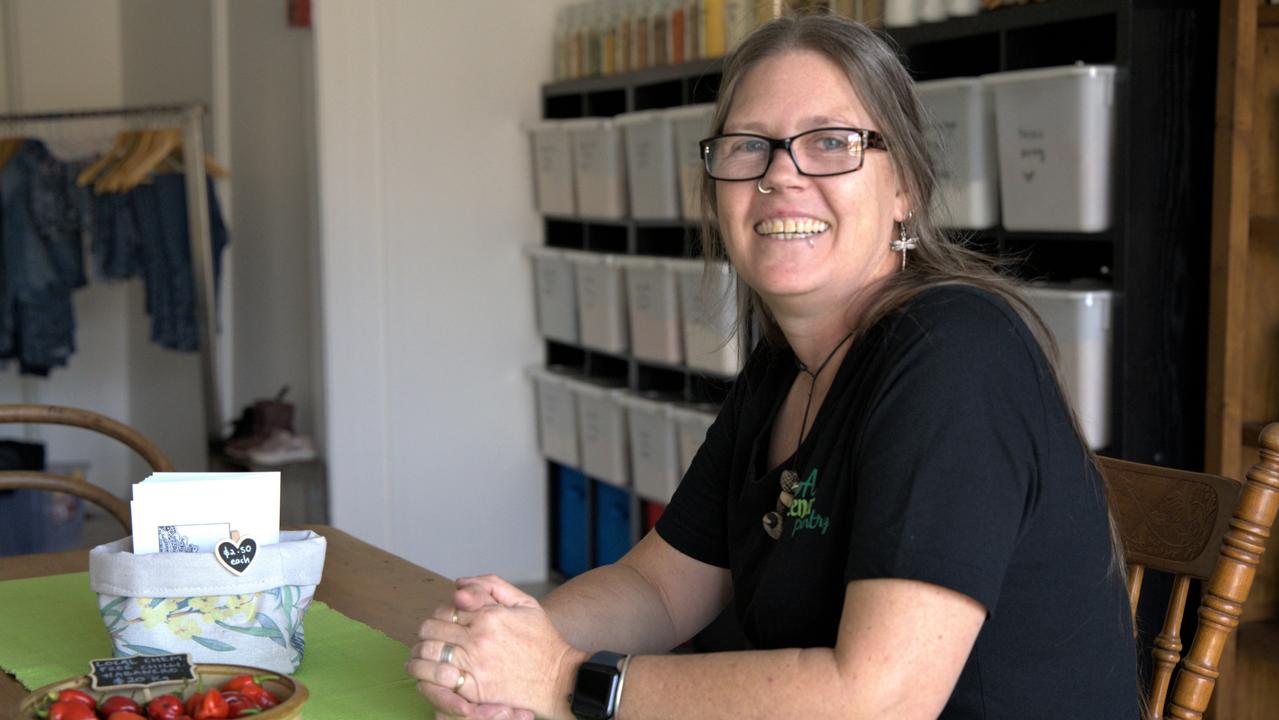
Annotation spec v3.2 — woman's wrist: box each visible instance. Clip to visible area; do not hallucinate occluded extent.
[553,646,590,720]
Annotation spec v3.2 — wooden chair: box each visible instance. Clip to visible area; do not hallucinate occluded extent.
[0,404,173,533]
[1102,422,1279,719]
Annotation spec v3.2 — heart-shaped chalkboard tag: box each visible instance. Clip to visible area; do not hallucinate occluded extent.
[215,531,257,576]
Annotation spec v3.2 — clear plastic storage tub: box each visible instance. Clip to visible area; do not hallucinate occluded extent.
[618,393,682,503]
[984,64,1117,232]
[915,77,999,229]
[665,103,716,221]
[527,246,581,344]
[671,259,742,376]
[570,379,630,488]
[566,118,629,220]
[619,256,683,364]
[1021,283,1114,450]
[670,404,718,477]
[572,252,630,354]
[528,366,581,467]
[526,120,577,216]
[616,110,680,220]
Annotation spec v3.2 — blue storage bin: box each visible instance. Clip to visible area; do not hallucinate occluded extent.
[593,481,632,567]
[554,465,590,578]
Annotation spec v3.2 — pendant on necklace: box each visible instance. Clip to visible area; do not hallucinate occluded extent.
[762,511,783,540]
[780,469,800,494]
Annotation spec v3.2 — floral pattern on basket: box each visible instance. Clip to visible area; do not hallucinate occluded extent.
[97,585,313,668]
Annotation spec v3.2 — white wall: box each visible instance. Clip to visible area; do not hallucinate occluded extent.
[225,1,318,442]
[118,0,215,481]
[313,0,557,582]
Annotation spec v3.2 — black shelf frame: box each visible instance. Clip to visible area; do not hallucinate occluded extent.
[537,0,1218,580]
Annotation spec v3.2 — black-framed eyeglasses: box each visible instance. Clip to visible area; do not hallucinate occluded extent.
[698,127,888,181]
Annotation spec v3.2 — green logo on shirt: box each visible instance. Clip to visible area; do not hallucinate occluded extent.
[788,468,830,537]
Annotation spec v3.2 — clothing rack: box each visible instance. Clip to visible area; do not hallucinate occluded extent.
[0,102,224,444]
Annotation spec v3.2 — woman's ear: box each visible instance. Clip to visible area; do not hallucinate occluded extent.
[892,188,912,225]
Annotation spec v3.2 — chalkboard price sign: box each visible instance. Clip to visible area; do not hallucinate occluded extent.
[89,653,196,690]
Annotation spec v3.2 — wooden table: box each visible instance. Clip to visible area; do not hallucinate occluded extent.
[0,525,454,710]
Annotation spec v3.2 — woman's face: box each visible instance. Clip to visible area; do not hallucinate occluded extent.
[716,49,907,314]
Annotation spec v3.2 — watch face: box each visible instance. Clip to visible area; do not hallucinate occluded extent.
[571,663,621,719]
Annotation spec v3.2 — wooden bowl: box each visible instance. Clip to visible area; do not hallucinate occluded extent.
[17,663,307,719]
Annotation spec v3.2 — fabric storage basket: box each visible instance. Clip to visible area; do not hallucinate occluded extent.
[526,120,577,216]
[527,246,581,344]
[915,77,999,229]
[671,258,742,376]
[618,256,683,364]
[571,379,630,487]
[572,252,630,354]
[984,64,1117,232]
[528,365,582,466]
[666,104,715,221]
[618,393,682,503]
[1021,283,1114,450]
[670,404,718,476]
[567,118,628,220]
[616,110,680,220]
[592,480,632,566]
[87,530,327,674]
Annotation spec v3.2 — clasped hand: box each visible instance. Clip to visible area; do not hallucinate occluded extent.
[407,574,580,720]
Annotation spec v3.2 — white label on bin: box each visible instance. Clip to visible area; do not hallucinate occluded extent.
[633,277,656,312]
[578,135,603,174]
[632,137,654,172]
[1016,127,1047,183]
[538,266,560,297]
[580,271,603,304]
[538,143,563,174]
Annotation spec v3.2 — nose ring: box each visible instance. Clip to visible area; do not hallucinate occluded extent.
[757,179,773,194]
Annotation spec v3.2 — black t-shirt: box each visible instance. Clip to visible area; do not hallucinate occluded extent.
[656,285,1138,718]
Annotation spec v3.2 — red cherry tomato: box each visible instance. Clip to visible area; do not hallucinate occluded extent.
[184,692,205,717]
[146,693,186,720]
[55,689,97,709]
[47,701,97,720]
[194,688,230,719]
[106,712,148,720]
[221,690,258,719]
[239,683,279,709]
[99,696,144,716]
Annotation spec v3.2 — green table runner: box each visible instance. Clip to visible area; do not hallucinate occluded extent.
[0,572,431,719]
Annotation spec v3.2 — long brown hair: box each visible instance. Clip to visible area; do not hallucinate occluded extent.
[698,12,1131,581]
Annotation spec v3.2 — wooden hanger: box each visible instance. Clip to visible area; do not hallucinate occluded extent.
[116,127,184,190]
[166,144,231,180]
[77,130,136,188]
[97,128,154,193]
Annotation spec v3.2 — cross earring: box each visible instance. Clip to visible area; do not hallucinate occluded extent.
[890,212,918,270]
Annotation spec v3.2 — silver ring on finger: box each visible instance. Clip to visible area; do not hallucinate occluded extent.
[450,608,460,624]
[454,670,467,693]
[440,642,455,665]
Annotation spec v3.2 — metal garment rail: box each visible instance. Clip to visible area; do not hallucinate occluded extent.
[0,102,224,444]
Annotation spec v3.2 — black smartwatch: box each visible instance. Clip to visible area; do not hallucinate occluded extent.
[570,650,630,719]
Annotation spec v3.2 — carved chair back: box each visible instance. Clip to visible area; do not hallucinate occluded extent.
[1101,423,1279,719]
[0,404,173,532]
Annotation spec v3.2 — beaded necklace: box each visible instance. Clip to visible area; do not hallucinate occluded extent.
[762,330,855,540]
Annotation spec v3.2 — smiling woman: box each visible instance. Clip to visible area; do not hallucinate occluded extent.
[407,13,1139,720]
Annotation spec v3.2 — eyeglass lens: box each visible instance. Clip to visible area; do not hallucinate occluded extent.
[704,129,866,180]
